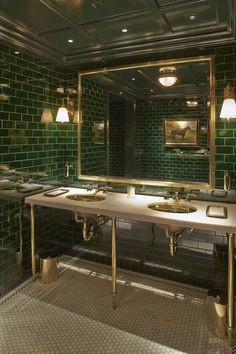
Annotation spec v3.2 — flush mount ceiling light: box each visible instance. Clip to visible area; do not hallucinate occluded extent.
[68,39,74,43]
[132,77,135,81]
[122,28,128,33]
[158,66,178,87]
[220,83,236,120]
[14,51,20,55]
[56,97,70,123]
[188,14,197,21]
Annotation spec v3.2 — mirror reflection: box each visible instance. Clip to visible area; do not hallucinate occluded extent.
[79,56,214,187]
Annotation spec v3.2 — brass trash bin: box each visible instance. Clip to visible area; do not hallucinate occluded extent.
[207,288,227,338]
[40,251,59,284]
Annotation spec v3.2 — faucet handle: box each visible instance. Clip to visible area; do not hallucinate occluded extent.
[163,191,170,200]
[98,185,112,193]
[185,193,197,202]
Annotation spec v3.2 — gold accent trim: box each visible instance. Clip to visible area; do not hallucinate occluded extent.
[226,233,235,346]
[206,205,228,219]
[112,216,117,309]
[30,204,36,279]
[78,55,215,189]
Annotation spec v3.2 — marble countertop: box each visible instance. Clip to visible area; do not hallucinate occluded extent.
[25,187,236,234]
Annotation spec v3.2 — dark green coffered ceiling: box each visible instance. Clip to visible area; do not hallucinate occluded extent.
[0,0,235,66]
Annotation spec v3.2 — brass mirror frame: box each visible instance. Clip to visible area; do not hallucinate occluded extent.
[78,55,215,189]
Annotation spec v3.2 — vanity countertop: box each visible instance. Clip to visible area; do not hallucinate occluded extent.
[25,188,236,234]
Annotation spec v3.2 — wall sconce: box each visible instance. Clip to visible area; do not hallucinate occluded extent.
[41,108,53,123]
[220,83,236,120]
[56,97,70,123]
[158,66,178,87]
[73,110,83,124]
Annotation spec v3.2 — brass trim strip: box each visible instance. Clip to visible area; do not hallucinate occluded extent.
[226,233,235,346]
[112,217,117,309]
[30,204,36,279]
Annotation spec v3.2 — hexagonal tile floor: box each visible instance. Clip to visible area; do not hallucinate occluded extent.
[0,256,233,353]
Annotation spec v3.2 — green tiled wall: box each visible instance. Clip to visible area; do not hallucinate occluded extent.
[135,98,209,182]
[0,43,69,179]
[109,100,125,176]
[0,43,78,295]
[80,77,107,176]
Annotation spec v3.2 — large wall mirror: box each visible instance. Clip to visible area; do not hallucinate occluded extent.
[78,55,215,188]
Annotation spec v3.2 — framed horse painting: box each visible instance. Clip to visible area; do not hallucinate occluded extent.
[163,118,199,147]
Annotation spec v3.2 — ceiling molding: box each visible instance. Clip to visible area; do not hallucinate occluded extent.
[0,0,235,67]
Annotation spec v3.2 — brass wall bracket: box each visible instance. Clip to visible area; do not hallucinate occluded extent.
[74,213,110,241]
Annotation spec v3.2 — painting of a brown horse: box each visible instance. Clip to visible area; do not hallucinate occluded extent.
[171,126,191,142]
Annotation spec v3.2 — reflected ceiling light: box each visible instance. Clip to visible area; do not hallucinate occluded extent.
[122,28,128,32]
[56,97,70,123]
[68,39,74,43]
[41,108,53,124]
[188,14,197,21]
[186,99,198,108]
[132,77,135,81]
[158,66,178,87]
[14,51,20,55]
[220,83,236,120]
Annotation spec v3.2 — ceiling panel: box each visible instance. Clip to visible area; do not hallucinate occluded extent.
[40,27,98,50]
[163,0,219,32]
[51,0,148,24]
[83,13,165,44]
[0,0,68,34]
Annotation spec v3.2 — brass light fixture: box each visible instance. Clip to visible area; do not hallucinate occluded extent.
[56,97,70,123]
[158,66,178,87]
[41,108,53,124]
[220,83,236,119]
[41,82,53,123]
[73,110,83,124]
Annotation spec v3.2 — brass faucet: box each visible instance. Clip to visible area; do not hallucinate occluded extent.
[173,192,180,203]
[65,161,72,178]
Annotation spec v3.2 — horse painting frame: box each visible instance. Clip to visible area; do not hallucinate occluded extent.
[163,118,200,147]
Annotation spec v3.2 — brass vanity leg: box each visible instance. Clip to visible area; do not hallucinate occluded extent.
[30,204,36,279]
[112,217,117,309]
[226,233,235,346]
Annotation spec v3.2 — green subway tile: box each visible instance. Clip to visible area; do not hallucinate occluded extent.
[216,162,234,170]
[216,146,234,154]
[225,138,236,145]
[217,130,233,137]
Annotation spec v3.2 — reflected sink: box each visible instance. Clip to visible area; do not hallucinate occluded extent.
[66,194,106,202]
[148,202,197,214]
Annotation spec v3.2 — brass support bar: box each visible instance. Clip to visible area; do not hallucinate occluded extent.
[112,217,117,309]
[226,233,235,346]
[30,204,36,279]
